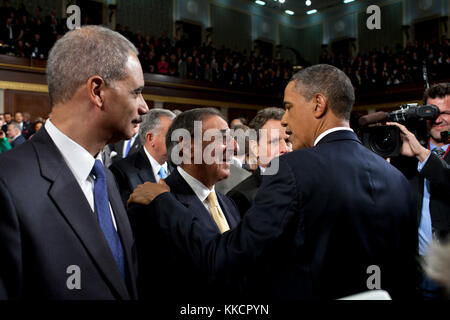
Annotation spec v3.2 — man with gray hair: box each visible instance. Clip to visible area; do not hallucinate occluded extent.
[129,64,418,300]
[129,107,241,300]
[110,108,176,207]
[6,122,26,148]
[0,25,148,299]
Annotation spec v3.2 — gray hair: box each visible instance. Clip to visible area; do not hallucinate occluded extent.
[8,121,21,131]
[138,108,176,144]
[291,64,355,120]
[46,25,138,106]
[248,107,285,141]
[166,107,224,166]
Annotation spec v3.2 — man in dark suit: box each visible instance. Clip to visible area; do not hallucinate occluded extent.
[6,122,26,148]
[128,108,241,300]
[110,108,176,206]
[388,83,450,300]
[0,26,149,299]
[21,112,34,139]
[227,107,290,217]
[108,132,141,165]
[1,112,11,133]
[129,64,418,300]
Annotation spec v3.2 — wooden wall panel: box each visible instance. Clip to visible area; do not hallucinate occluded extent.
[4,90,51,121]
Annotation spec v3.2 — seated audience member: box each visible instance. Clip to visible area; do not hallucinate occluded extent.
[21,112,34,139]
[156,55,168,74]
[110,108,176,206]
[28,118,44,139]
[0,129,11,154]
[128,108,241,300]
[1,112,12,133]
[227,107,290,217]
[129,64,419,300]
[14,112,24,132]
[6,121,26,147]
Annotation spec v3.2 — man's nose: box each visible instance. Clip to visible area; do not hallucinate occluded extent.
[138,94,149,115]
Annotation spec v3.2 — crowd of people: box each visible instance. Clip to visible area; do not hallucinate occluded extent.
[0,111,45,154]
[321,39,450,90]
[3,1,449,95]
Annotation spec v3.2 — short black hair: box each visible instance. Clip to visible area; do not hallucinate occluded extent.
[423,83,450,104]
[291,64,355,121]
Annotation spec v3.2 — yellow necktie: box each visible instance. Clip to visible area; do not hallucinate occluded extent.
[206,192,230,234]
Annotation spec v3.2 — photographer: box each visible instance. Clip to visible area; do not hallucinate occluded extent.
[389,82,450,300]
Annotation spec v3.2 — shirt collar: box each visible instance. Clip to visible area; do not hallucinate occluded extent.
[177,166,214,203]
[45,119,97,183]
[314,127,354,146]
[429,141,449,152]
[143,146,167,176]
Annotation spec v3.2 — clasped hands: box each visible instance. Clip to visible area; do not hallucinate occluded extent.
[127,179,170,207]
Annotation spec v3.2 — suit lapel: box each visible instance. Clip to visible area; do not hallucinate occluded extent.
[135,147,156,183]
[106,169,137,299]
[33,129,131,299]
[166,170,220,233]
[217,193,239,229]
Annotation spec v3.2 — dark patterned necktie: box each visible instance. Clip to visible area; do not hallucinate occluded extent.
[431,148,445,159]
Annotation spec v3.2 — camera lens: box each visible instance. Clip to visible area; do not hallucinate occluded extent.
[372,131,395,154]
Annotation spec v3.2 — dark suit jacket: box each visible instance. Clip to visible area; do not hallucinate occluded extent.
[227,167,262,218]
[109,146,158,207]
[142,131,418,300]
[392,150,450,241]
[10,135,26,148]
[109,136,141,164]
[0,128,137,299]
[128,168,241,301]
[21,121,34,140]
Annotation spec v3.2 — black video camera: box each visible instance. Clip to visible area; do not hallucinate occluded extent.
[357,104,440,158]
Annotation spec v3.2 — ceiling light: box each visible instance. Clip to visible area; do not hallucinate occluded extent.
[305,0,312,6]
[255,0,266,5]
[343,0,355,3]
[306,9,317,14]
[279,0,286,3]
[285,10,294,15]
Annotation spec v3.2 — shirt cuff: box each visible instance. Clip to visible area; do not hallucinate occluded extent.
[417,153,431,172]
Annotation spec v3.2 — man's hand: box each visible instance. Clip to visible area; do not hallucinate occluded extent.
[127,179,170,207]
[386,122,430,162]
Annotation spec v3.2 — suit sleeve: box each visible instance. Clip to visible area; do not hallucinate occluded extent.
[0,176,22,299]
[226,189,251,218]
[146,158,299,279]
[420,153,450,186]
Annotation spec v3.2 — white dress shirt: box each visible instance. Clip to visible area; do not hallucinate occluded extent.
[314,127,354,146]
[45,120,118,230]
[177,166,227,219]
[143,146,168,182]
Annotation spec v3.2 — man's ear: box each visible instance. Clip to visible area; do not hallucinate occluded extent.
[86,76,106,108]
[313,93,327,118]
[146,131,154,145]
